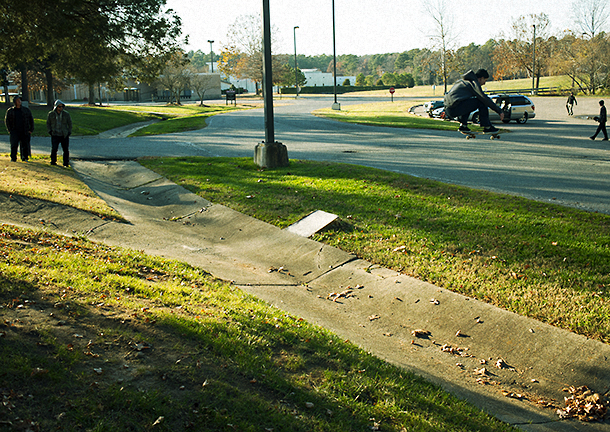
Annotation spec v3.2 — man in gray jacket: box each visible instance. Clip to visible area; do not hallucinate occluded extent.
[46,100,72,166]
[444,69,504,133]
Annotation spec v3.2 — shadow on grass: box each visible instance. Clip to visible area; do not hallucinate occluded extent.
[0,226,511,431]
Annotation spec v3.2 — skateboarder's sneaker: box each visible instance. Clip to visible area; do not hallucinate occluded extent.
[484,125,499,133]
[458,124,471,133]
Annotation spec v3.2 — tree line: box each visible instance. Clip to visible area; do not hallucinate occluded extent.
[204,5,608,95]
[2,1,608,106]
[0,0,184,107]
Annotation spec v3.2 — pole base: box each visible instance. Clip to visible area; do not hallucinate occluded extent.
[332,102,341,110]
[254,141,289,168]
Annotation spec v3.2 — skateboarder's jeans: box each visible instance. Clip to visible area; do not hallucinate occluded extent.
[446,98,491,127]
[10,132,31,161]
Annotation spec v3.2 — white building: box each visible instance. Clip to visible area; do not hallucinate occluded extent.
[301,69,356,87]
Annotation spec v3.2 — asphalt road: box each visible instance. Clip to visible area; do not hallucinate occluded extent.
[3,95,609,214]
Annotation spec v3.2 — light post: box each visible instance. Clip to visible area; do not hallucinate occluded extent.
[208,40,214,73]
[293,26,299,98]
[331,0,340,110]
[531,25,536,95]
[254,0,289,168]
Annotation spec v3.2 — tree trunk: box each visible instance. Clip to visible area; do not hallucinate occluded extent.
[20,67,30,103]
[45,68,54,108]
[88,85,96,105]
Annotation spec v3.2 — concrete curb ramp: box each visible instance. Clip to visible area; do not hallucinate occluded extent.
[1,159,608,431]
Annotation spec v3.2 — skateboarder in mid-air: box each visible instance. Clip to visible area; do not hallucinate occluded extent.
[444,69,504,134]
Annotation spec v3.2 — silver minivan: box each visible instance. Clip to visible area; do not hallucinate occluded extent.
[469,94,536,124]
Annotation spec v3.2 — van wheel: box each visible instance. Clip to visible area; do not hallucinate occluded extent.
[516,112,528,124]
[471,113,480,124]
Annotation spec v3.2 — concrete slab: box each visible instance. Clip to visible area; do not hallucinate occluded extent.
[286,210,339,237]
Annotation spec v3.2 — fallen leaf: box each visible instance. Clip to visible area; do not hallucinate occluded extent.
[411,329,430,337]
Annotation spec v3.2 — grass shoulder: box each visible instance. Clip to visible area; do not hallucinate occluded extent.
[313,101,487,132]
[0,154,123,221]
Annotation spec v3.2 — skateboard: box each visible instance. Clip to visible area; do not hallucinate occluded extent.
[460,130,501,140]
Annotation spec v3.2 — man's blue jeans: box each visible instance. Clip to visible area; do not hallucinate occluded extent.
[446,98,491,127]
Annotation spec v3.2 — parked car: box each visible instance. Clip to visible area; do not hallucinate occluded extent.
[423,100,444,117]
[468,94,535,124]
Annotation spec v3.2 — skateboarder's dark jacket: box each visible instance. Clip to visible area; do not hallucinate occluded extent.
[444,70,502,115]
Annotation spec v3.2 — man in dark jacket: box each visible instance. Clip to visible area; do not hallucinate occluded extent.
[590,100,608,141]
[4,95,34,162]
[46,100,73,166]
[444,69,504,133]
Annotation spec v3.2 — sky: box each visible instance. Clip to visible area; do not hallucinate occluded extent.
[164,0,578,57]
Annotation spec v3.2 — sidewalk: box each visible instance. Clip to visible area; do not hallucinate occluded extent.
[1,159,609,431]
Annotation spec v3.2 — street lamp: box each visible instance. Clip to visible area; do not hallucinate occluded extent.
[208,40,214,73]
[331,0,340,110]
[293,26,299,98]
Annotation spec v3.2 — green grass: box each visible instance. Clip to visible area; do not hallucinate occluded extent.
[0,105,154,137]
[0,224,514,431]
[0,103,247,137]
[0,154,124,221]
[330,75,575,98]
[314,101,483,131]
[139,157,610,344]
[127,105,244,136]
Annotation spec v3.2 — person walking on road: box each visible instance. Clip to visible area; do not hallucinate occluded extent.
[566,92,577,115]
[4,95,34,162]
[46,100,72,166]
[590,100,608,141]
[443,69,504,134]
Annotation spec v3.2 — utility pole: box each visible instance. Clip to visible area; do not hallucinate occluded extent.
[294,26,299,98]
[254,0,289,168]
[208,40,214,72]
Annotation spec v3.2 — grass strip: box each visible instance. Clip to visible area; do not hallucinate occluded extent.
[0,154,123,221]
[0,224,513,431]
[0,105,153,137]
[313,101,486,131]
[1,104,247,137]
[139,157,610,343]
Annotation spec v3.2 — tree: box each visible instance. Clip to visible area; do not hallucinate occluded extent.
[157,53,191,104]
[552,32,610,93]
[0,0,184,106]
[572,0,609,37]
[423,0,458,93]
[493,13,552,89]
[222,13,282,93]
[355,73,366,86]
[382,72,397,86]
[274,63,306,89]
[190,71,216,106]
